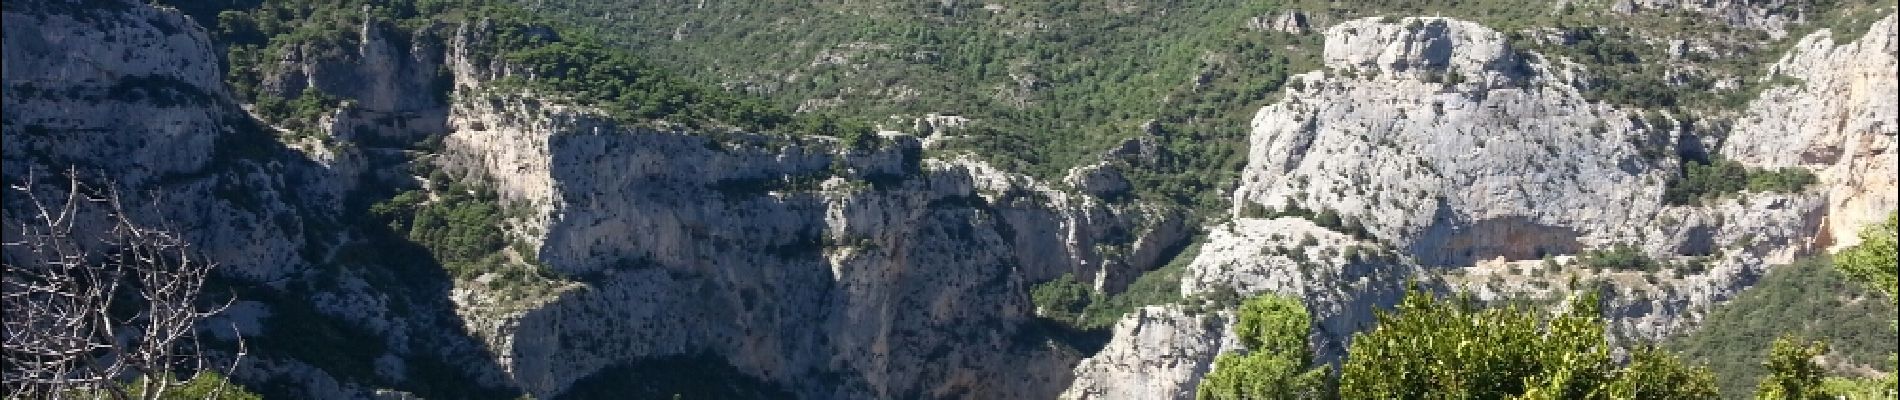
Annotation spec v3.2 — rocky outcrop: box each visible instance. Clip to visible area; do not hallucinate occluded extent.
[432,83,1191,396]
[1723,15,1900,250]
[1242,17,1678,267]
[1061,307,1236,400]
[1247,10,1310,34]
[1068,14,1894,399]
[1610,0,1810,37]
[1064,218,1420,399]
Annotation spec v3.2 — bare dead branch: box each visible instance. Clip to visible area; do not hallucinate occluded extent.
[3,170,243,399]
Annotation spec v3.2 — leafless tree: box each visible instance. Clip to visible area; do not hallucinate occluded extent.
[2,171,245,399]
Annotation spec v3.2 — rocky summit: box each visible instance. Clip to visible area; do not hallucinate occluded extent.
[3,1,1895,399]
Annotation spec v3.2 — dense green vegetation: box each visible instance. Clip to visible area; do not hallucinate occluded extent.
[1667,217,1899,399]
[1338,291,1717,399]
[1836,213,1898,298]
[1030,242,1200,331]
[1756,336,1838,400]
[1204,290,1721,399]
[369,178,523,278]
[1197,294,1328,400]
[519,0,1328,213]
[125,372,265,400]
[1667,257,1897,398]
[211,0,878,142]
[1663,157,1819,205]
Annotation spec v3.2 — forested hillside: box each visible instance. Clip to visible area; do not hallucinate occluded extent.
[521,0,1891,213]
[1669,256,1897,399]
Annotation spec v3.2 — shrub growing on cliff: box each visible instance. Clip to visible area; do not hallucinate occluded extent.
[372,184,508,276]
[1832,212,1900,397]
[1031,274,1093,325]
[1576,244,1657,272]
[1197,294,1327,400]
[1755,336,1836,400]
[1665,157,1817,205]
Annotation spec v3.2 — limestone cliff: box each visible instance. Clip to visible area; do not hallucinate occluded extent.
[1065,14,1895,399]
[1723,15,1900,250]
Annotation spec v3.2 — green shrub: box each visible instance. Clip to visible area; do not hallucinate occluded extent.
[1339,290,1717,399]
[1197,294,1327,400]
[1756,336,1835,400]
[372,184,508,277]
[130,372,264,400]
[1666,158,1817,205]
[1030,273,1093,325]
[1576,244,1656,272]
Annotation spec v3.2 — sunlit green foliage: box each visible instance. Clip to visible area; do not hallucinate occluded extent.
[516,0,1887,219]
[1576,244,1659,272]
[128,372,265,400]
[1837,213,1899,298]
[1197,294,1327,400]
[1833,212,1900,399]
[372,183,510,277]
[1756,336,1835,400]
[1338,290,1717,399]
[1030,273,1094,326]
[210,0,876,141]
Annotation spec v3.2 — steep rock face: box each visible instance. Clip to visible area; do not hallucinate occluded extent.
[208,7,1192,399]
[1063,218,1420,399]
[433,85,1190,397]
[1177,218,1420,361]
[1611,0,1810,37]
[264,17,451,143]
[1061,307,1236,400]
[0,2,329,285]
[1723,15,1900,249]
[3,4,534,399]
[1,2,223,185]
[1239,17,1679,267]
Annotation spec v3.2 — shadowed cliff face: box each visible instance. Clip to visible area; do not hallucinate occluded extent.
[1,2,522,399]
[4,1,1190,398]
[1411,214,1585,267]
[434,95,1162,398]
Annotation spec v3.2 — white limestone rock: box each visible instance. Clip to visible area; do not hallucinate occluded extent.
[1723,15,1900,249]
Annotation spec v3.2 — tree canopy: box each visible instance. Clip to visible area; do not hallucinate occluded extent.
[1337,290,1717,399]
[1197,294,1328,400]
